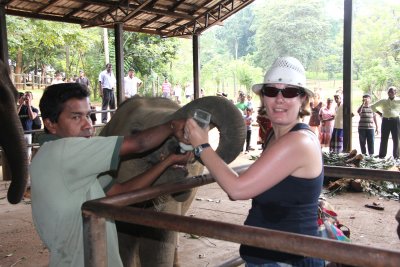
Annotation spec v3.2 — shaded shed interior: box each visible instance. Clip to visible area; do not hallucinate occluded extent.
[3,0,255,38]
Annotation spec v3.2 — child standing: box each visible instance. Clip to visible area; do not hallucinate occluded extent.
[244,107,254,153]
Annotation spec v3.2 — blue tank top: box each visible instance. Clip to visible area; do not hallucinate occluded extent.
[240,123,324,264]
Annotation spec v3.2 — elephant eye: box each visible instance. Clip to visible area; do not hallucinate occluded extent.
[130,129,141,135]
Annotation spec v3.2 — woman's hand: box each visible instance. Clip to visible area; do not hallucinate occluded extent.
[185,118,209,147]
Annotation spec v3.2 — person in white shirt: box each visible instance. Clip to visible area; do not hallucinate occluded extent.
[124,68,142,100]
[98,63,116,123]
[185,82,194,101]
[51,71,64,85]
[173,83,182,104]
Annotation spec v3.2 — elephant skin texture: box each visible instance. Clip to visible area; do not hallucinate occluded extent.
[0,60,28,204]
[100,96,245,266]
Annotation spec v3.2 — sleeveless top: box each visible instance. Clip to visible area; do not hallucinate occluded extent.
[240,123,324,264]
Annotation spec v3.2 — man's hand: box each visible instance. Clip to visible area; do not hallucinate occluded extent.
[25,97,32,106]
[18,96,25,105]
[170,119,186,142]
[166,151,193,166]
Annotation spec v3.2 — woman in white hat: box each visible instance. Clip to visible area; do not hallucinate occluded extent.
[185,57,324,266]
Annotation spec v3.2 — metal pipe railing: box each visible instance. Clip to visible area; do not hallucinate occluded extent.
[82,165,400,267]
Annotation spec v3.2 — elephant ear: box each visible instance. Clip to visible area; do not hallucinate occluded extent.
[167,96,246,164]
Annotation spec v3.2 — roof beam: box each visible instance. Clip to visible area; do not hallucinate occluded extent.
[122,0,153,23]
[5,9,84,24]
[36,0,60,14]
[166,0,253,37]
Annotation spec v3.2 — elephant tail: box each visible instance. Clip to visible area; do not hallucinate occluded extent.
[167,96,246,164]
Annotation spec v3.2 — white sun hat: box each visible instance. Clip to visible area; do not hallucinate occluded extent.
[252,56,313,96]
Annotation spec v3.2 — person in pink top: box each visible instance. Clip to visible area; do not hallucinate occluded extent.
[161,78,172,98]
[319,98,335,148]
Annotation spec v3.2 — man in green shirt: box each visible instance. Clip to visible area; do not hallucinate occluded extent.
[371,86,400,159]
[30,83,189,266]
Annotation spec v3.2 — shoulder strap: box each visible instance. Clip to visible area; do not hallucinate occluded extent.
[264,123,315,149]
[290,123,311,132]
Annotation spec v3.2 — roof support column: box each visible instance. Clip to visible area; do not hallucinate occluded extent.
[343,0,353,152]
[114,23,124,106]
[0,4,9,70]
[193,34,200,99]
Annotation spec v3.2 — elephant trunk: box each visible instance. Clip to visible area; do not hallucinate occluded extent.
[0,60,28,204]
[167,96,246,164]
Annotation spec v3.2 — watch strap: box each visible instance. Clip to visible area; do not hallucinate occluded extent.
[194,143,210,157]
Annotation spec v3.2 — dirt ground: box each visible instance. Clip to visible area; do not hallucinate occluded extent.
[1,153,399,267]
[1,126,399,267]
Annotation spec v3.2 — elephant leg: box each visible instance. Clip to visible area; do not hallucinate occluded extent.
[139,199,181,267]
[117,232,140,267]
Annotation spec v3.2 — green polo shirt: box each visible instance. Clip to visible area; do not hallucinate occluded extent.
[30,136,123,267]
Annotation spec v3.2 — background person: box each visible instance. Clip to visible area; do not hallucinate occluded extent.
[371,86,400,159]
[184,56,324,266]
[124,68,142,100]
[76,70,90,88]
[243,107,254,153]
[173,83,182,104]
[235,92,247,112]
[99,63,116,123]
[17,91,39,161]
[31,83,189,267]
[329,93,344,153]
[357,94,379,155]
[319,98,335,149]
[51,71,64,84]
[184,82,193,101]
[161,77,172,98]
[256,106,272,150]
[309,91,323,138]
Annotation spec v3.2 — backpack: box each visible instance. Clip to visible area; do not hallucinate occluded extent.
[32,116,42,130]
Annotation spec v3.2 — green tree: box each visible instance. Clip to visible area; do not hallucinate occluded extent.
[252,0,331,70]
[215,6,256,59]
[354,0,400,95]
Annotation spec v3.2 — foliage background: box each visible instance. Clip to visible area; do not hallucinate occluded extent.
[5,0,400,106]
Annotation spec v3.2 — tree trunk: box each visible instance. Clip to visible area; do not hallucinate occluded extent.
[15,48,23,89]
[66,45,70,78]
[103,28,109,65]
[41,64,47,86]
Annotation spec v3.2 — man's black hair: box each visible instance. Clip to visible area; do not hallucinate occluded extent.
[39,83,90,124]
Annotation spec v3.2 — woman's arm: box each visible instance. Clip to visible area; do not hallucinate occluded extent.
[185,119,322,200]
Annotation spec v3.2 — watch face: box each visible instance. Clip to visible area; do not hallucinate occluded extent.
[194,147,202,157]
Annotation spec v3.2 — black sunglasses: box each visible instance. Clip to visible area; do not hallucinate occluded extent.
[261,85,305,98]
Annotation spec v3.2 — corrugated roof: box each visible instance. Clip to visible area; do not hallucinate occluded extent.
[3,0,255,38]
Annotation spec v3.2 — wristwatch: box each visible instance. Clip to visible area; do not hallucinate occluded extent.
[194,143,210,157]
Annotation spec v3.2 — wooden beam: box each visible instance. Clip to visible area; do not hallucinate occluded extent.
[166,0,253,37]
[343,0,353,152]
[5,9,84,24]
[0,4,9,67]
[122,0,153,23]
[193,34,200,99]
[114,23,124,106]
